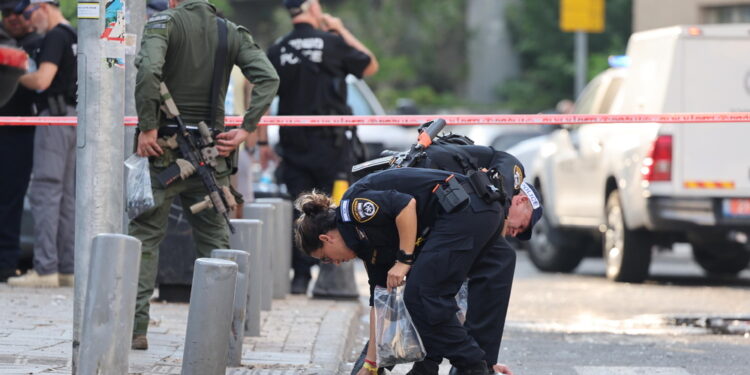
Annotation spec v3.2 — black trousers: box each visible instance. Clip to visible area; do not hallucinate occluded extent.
[404,201,511,368]
[465,236,516,365]
[0,126,35,270]
[280,156,339,278]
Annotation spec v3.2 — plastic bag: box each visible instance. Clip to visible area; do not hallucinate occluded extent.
[374,285,426,366]
[455,280,469,325]
[125,154,155,220]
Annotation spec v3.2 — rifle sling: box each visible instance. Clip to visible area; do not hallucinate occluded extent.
[210,17,228,130]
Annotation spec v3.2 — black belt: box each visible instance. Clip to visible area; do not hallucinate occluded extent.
[157,123,212,137]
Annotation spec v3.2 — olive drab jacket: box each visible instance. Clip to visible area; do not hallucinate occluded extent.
[135,0,279,132]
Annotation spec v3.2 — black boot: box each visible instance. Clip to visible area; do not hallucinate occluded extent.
[290,274,311,294]
[406,359,440,375]
[0,268,17,283]
[455,360,491,375]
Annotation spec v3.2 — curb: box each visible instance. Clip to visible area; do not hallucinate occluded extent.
[310,299,363,374]
[337,299,367,375]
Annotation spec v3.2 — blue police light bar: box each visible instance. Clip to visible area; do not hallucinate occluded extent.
[608,55,631,68]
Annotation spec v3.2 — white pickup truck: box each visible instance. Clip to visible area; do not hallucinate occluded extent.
[527,24,750,282]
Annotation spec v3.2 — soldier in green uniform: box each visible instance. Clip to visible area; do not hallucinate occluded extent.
[130,0,279,350]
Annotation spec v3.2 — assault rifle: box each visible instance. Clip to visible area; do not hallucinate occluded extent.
[391,118,446,168]
[155,82,236,233]
[351,118,446,179]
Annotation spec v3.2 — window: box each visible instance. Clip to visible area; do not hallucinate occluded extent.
[346,82,374,116]
[573,74,605,114]
[703,5,750,23]
[599,77,624,114]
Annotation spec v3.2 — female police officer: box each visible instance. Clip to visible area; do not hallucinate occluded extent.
[294,167,541,375]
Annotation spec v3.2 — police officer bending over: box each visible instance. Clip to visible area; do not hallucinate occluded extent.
[130,0,279,350]
[294,167,542,375]
[353,141,533,373]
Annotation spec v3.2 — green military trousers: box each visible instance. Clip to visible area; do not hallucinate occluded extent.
[130,167,230,336]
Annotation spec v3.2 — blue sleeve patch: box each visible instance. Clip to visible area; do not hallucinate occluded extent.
[340,200,351,222]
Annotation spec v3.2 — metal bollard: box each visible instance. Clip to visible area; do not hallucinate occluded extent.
[79,234,141,375]
[211,249,249,367]
[256,198,292,298]
[229,219,263,336]
[181,258,237,375]
[243,203,275,311]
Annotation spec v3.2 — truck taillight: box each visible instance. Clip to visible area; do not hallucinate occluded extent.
[642,135,672,182]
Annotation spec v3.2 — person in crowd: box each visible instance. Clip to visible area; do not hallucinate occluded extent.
[7,0,75,288]
[0,0,40,283]
[266,0,379,296]
[129,0,278,350]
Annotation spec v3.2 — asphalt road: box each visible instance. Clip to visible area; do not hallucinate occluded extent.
[343,246,750,375]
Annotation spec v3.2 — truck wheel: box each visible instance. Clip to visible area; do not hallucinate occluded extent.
[528,208,586,273]
[603,190,652,282]
[691,242,750,275]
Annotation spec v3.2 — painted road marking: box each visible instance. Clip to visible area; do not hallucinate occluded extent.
[576,367,691,375]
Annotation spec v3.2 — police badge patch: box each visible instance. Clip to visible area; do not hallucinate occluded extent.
[352,198,379,223]
[514,165,525,190]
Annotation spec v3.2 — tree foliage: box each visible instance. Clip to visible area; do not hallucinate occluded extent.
[328,0,468,110]
[500,0,631,113]
[59,0,234,28]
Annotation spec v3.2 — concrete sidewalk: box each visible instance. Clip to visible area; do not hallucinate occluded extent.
[0,283,362,374]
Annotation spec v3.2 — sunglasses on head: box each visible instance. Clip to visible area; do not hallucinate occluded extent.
[22,4,40,20]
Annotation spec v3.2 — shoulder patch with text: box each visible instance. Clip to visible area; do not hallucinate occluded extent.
[145,23,167,29]
[147,14,171,23]
[513,165,524,190]
[352,198,379,223]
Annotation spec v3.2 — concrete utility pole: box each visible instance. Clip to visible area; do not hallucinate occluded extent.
[574,31,588,98]
[73,0,129,371]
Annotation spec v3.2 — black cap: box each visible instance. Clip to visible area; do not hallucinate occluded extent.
[517,182,543,241]
[13,0,58,14]
[1,0,21,11]
[147,0,167,17]
[283,0,308,8]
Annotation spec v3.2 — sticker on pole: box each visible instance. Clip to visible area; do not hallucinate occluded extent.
[77,3,100,19]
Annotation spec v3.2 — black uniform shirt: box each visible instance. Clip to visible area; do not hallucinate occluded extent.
[336,168,474,305]
[0,31,41,116]
[36,23,77,107]
[267,22,371,116]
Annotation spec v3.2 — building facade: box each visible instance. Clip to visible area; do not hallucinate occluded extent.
[634,0,750,32]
